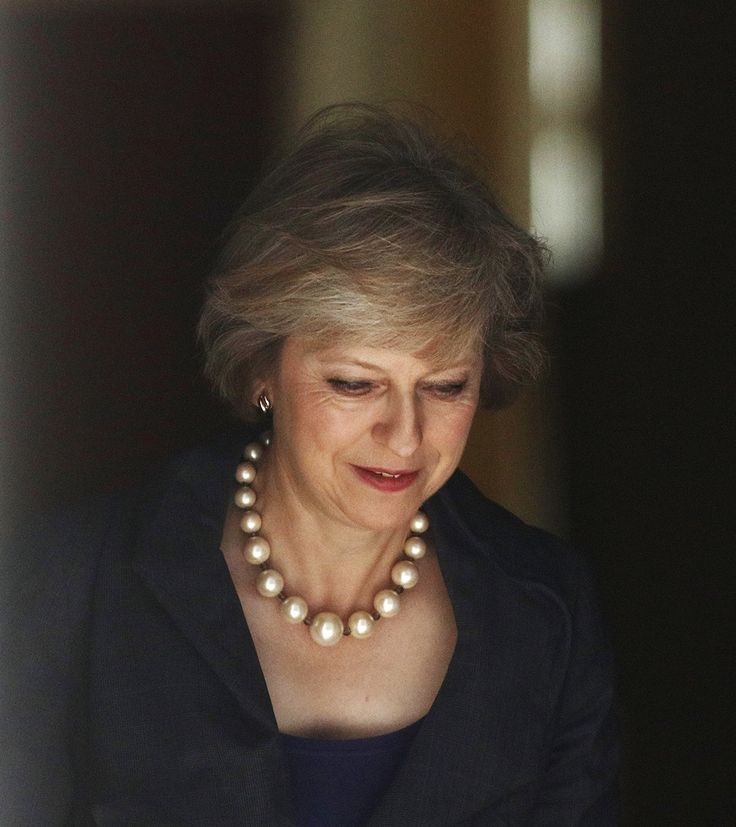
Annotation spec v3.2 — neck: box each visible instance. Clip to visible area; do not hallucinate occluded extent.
[251,447,411,615]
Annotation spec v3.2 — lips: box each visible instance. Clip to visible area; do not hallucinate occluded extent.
[351,465,420,492]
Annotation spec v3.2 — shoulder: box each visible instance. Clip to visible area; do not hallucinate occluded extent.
[2,426,252,584]
[0,428,234,635]
[2,491,130,617]
[428,470,591,612]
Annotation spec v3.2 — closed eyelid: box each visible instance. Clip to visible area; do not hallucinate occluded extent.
[327,378,377,396]
[327,378,373,386]
[327,375,468,388]
[424,376,469,389]
[428,375,468,384]
[423,381,467,397]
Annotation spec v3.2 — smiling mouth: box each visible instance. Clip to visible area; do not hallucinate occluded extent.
[358,466,417,478]
[351,465,419,492]
[353,465,419,482]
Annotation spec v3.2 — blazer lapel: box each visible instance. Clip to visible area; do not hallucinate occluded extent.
[369,478,555,825]
[130,430,292,823]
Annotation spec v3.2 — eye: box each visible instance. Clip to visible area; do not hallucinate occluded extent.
[327,378,375,396]
[426,382,467,399]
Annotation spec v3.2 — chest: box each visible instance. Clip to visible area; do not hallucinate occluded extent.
[84,525,570,825]
[236,566,457,738]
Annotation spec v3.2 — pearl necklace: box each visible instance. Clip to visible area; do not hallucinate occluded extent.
[233,433,429,647]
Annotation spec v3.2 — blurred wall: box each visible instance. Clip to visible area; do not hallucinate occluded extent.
[0,1,287,535]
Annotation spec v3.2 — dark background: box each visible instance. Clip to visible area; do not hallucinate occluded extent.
[1,3,733,823]
[556,4,734,821]
[1,4,284,526]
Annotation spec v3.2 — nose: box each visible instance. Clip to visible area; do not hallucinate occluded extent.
[373,391,422,458]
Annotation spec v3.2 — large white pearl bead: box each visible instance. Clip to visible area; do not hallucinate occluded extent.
[235,461,257,484]
[309,612,344,646]
[240,510,262,534]
[391,560,419,589]
[256,569,284,597]
[281,596,308,624]
[374,589,401,618]
[410,511,429,534]
[348,610,375,639]
[243,442,264,462]
[243,536,271,565]
[234,486,256,509]
[403,536,427,560]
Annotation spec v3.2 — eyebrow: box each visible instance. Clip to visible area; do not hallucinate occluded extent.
[321,359,385,371]
[315,355,477,373]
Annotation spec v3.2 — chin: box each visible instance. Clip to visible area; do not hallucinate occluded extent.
[347,498,423,534]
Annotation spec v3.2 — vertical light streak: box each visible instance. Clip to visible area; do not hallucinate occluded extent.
[529,0,602,283]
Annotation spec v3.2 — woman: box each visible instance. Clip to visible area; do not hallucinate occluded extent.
[2,105,618,824]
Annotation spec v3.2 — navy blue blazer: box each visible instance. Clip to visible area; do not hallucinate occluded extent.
[1,429,619,825]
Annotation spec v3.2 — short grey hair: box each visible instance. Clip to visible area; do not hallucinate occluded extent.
[199,103,548,420]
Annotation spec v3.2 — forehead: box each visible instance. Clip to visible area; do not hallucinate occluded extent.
[282,336,482,374]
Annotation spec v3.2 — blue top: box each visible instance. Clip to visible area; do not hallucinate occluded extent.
[280,719,423,827]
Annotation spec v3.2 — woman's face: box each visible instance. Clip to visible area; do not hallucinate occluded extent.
[264,336,482,534]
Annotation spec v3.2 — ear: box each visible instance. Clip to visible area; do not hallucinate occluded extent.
[250,342,283,410]
[249,373,268,405]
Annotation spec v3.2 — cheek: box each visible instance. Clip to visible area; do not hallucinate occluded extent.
[429,407,477,461]
[299,396,373,447]
[447,402,478,445]
[278,383,333,428]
